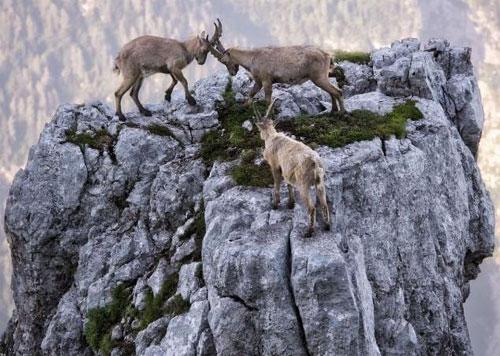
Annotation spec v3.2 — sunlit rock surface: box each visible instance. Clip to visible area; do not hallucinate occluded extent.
[0,40,494,356]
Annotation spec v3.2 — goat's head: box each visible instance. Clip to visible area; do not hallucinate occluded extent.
[195,18,223,65]
[253,99,278,140]
[208,20,239,75]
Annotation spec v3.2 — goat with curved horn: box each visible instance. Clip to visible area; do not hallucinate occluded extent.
[208,20,344,113]
[112,19,222,121]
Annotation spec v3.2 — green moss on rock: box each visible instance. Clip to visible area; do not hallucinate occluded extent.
[333,50,371,65]
[276,100,422,149]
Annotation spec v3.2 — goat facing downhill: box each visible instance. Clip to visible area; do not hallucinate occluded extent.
[209,21,344,114]
[254,100,331,237]
[113,20,223,121]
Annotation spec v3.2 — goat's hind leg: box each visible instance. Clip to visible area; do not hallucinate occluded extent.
[316,183,331,230]
[299,185,316,237]
[130,77,152,116]
[287,184,295,209]
[115,75,138,121]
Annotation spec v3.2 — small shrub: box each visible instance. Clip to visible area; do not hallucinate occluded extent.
[84,284,131,355]
[333,50,371,65]
[164,294,191,316]
[139,272,180,329]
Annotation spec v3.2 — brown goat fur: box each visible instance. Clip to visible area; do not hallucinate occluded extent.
[209,21,344,113]
[113,20,223,121]
[254,101,331,237]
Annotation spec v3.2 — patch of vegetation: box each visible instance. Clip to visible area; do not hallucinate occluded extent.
[201,77,423,188]
[164,294,191,316]
[84,284,131,356]
[231,161,274,188]
[276,100,423,149]
[66,128,113,151]
[134,271,190,329]
[200,79,267,166]
[147,123,174,137]
[330,66,347,88]
[333,50,371,65]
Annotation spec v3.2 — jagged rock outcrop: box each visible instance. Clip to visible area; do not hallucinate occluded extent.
[1,39,494,356]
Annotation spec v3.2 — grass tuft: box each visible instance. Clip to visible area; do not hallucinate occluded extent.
[164,294,191,316]
[333,50,371,65]
[84,284,131,356]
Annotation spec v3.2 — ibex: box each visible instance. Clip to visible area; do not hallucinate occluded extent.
[112,20,223,121]
[254,100,331,237]
[209,21,344,113]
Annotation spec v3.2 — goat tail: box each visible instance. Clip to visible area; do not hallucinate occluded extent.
[112,57,120,75]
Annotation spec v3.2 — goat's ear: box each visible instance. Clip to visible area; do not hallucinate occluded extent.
[255,121,264,130]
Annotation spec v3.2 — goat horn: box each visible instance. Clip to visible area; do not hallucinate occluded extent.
[252,101,262,121]
[208,44,224,60]
[265,98,278,118]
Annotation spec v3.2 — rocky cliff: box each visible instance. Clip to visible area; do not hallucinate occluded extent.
[0,39,495,356]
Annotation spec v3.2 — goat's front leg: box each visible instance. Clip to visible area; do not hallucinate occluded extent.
[271,166,282,210]
[299,185,316,237]
[164,75,178,102]
[244,80,262,106]
[171,68,196,105]
[287,184,295,209]
[312,77,345,113]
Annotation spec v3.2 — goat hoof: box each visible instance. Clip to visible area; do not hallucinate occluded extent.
[305,229,314,238]
[287,202,295,209]
[141,109,152,117]
[324,223,331,231]
[116,113,126,122]
[187,97,197,106]
[165,93,171,102]
[271,203,279,210]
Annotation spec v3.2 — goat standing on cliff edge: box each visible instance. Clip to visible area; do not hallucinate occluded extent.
[113,20,223,121]
[254,100,331,237]
[209,20,344,113]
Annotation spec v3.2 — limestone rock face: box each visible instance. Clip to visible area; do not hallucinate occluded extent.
[1,40,494,356]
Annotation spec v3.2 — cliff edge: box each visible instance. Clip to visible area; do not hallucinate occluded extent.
[1,38,495,356]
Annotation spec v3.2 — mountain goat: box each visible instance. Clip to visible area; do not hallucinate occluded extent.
[209,21,344,113]
[112,20,223,121]
[254,100,331,237]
